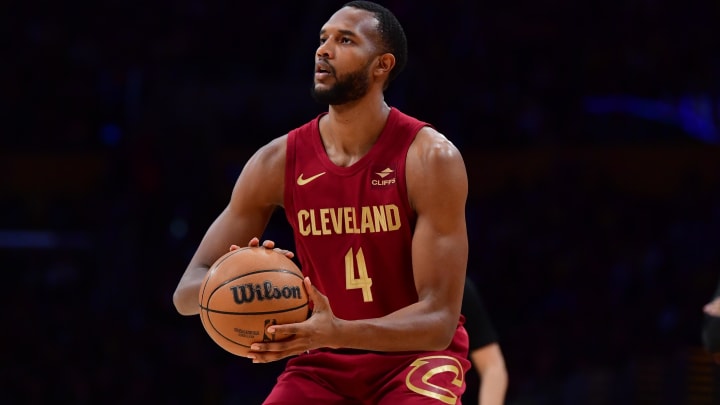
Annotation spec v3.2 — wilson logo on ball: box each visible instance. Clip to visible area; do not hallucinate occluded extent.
[198,247,309,357]
[230,280,304,304]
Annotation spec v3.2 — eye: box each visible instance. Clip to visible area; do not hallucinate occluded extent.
[319,37,328,45]
[340,37,353,44]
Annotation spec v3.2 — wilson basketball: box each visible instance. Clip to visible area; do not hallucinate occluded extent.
[198,246,309,357]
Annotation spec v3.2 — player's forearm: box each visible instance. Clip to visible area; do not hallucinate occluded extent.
[334,303,458,351]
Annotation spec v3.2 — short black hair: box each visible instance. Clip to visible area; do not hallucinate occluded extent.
[343,1,408,86]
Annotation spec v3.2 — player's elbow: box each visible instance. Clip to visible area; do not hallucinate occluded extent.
[418,306,461,350]
[173,289,199,316]
[433,334,455,352]
[428,319,458,351]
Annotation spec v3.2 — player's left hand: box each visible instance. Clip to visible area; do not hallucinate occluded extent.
[246,277,340,363]
[230,237,295,259]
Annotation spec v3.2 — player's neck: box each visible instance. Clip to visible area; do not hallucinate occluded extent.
[320,97,391,166]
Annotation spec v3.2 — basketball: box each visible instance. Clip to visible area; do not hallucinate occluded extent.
[198,246,309,357]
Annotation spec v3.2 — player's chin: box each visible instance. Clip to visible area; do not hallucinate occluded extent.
[313,78,335,89]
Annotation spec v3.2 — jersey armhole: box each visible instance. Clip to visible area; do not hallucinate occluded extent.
[283,131,297,226]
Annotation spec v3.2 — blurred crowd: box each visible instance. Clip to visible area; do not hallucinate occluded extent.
[7,0,719,152]
[4,0,720,404]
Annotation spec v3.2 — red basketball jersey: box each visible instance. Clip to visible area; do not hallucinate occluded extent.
[284,107,427,320]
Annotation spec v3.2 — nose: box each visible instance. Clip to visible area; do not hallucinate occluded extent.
[316,40,332,59]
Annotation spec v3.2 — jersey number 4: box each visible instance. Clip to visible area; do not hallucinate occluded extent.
[345,248,373,302]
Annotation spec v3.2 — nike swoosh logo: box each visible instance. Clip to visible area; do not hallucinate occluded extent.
[297,172,326,186]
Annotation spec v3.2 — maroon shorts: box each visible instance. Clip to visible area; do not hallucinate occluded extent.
[262,325,470,405]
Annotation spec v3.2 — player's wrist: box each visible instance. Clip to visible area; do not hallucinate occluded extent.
[324,317,348,349]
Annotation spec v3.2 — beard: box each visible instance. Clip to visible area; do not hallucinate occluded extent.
[311,62,372,106]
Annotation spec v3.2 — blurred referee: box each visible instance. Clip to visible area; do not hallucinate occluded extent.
[702,276,720,364]
[461,277,508,405]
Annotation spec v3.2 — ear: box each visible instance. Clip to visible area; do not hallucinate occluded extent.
[375,53,396,79]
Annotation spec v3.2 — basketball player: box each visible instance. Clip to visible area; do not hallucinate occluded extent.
[173,1,471,404]
[461,277,508,405]
[702,276,720,364]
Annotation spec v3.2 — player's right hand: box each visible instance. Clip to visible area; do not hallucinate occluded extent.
[247,276,340,363]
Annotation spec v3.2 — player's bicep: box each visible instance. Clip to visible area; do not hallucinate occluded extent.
[408,129,469,310]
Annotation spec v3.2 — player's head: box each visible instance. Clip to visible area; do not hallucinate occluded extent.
[344,1,408,84]
[311,1,408,105]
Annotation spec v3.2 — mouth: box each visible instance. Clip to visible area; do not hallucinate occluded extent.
[315,61,333,78]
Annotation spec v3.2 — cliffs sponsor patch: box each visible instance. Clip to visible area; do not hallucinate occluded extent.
[372,166,396,188]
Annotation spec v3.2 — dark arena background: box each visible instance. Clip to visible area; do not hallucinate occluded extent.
[4,0,720,404]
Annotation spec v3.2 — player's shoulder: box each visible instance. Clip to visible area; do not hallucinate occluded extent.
[242,134,288,176]
[405,124,467,198]
[249,110,321,168]
[410,126,464,166]
[415,125,454,144]
[256,134,288,158]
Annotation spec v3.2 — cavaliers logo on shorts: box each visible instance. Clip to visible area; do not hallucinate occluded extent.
[404,355,465,404]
